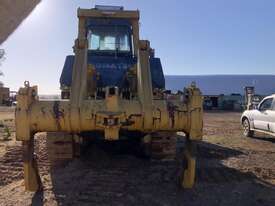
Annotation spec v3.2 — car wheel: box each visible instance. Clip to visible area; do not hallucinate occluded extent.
[242,118,254,137]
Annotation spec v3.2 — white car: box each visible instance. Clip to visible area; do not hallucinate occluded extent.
[241,94,275,137]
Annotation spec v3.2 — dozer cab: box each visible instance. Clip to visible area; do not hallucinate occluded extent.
[15,5,203,191]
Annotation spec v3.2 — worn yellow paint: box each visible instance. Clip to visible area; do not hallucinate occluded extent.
[78,9,139,20]
[182,149,196,189]
[23,139,41,191]
[23,162,40,191]
[16,91,202,137]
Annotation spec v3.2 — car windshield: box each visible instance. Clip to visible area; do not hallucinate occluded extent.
[88,27,131,52]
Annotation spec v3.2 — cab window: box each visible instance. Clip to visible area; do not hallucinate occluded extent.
[88,27,131,52]
[259,98,273,111]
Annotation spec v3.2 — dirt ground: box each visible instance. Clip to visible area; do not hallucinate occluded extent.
[0,108,274,206]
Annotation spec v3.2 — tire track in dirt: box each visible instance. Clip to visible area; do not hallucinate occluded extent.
[0,145,23,186]
[0,133,50,188]
[0,134,266,189]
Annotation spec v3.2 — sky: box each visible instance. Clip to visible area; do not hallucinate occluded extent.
[1,0,275,94]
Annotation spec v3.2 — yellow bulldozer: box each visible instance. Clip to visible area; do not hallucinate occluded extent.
[15,5,203,192]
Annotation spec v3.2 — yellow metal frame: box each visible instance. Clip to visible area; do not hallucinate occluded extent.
[15,7,203,191]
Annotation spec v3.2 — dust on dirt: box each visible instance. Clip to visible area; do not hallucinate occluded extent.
[0,109,274,206]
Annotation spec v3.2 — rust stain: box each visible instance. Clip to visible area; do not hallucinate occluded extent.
[53,101,64,130]
[167,102,178,128]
